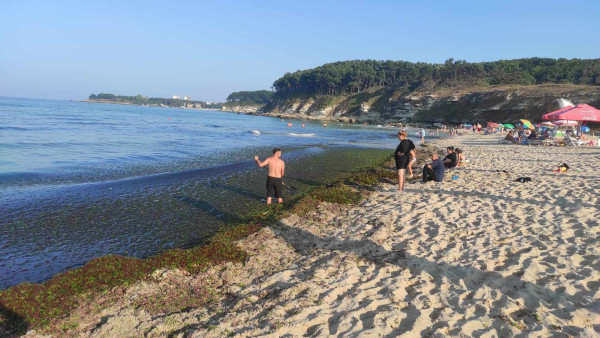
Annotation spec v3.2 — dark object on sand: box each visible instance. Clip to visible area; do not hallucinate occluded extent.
[553,163,570,173]
[515,177,532,183]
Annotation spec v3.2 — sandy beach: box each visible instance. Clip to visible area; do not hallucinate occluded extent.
[23,134,600,337]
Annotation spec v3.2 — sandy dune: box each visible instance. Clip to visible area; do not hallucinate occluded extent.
[28,134,600,337]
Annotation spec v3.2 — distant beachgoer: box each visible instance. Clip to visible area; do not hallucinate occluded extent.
[394,130,411,192]
[528,129,538,139]
[423,153,444,182]
[420,128,426,144]
[542,129,550,139]
[442,146,458,169]
[254,148,285,204]
[455,148,468,166]
[301,123,305,127]
[505,131,518,144]
[323,123,327,127]
[287,122,292,127]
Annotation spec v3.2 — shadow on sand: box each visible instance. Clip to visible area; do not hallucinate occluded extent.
[0,305,29,337]
[168,221,597,337]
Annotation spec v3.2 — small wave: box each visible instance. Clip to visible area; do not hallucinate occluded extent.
[250,130,261,135]
[0,126,30,131]
[285,133,315,137]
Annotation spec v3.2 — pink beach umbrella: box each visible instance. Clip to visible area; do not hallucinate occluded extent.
[553,120,578,126]
[542,104,600,122]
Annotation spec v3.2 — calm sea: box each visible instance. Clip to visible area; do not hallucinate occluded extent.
[0,97,402,184]
[0,97,419,288]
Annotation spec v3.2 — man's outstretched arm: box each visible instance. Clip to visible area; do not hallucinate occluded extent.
[254,156,269,167]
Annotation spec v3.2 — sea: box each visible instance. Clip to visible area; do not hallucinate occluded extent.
[0,96,421,288]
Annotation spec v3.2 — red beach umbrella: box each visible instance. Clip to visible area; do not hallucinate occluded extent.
[553,120,578,126]
[542,104,600,122]
[487,122,500,128]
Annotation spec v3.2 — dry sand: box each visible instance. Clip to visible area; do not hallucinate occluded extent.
[26,134,600,337]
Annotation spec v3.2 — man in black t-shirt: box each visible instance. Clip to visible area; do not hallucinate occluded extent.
[442,146,457,168]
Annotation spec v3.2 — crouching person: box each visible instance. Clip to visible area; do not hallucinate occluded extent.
[423,153,445,183]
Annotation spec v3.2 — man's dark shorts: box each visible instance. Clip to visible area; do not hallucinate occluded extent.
[266,176,283,198]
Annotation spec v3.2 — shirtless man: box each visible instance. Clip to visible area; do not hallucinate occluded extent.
[254,148,285,204]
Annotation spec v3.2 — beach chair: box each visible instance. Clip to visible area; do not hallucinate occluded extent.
[564,134,587,147]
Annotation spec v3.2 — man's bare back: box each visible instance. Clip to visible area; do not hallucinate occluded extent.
[254,148,285,204]
[253,156,285,177]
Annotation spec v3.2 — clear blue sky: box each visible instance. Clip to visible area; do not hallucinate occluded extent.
[1,0,599,102]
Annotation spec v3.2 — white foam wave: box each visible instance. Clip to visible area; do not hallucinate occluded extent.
[285,133,315,137]
[250,130,261,135]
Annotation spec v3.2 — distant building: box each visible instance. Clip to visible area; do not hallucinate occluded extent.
[194,103,202,108]
[183,96,190,101]
[172,95,180,99]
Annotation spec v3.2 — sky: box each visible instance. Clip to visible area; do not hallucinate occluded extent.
[1,0,599,102]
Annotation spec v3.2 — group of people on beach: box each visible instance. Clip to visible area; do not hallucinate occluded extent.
[252,127,469,203]
[395,130,466,192]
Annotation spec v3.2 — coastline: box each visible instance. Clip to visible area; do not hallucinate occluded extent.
[5,134,600,336]
[77,100,410,125]
[77,99,221,111]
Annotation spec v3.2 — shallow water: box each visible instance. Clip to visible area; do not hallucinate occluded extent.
[0,97,427,288]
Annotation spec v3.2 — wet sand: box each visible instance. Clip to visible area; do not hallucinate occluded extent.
[0,146,392,289]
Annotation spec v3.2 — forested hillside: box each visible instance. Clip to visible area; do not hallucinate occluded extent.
[263,58,600,123]
[272,58,600,97]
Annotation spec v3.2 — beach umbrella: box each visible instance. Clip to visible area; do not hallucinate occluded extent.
[503,123,515,129]
[487,122,500,128]
[553,120,578,126]
[540,121,554,127]
[581,126,590,133]
[542,104,600,122]
[520,119,534,130]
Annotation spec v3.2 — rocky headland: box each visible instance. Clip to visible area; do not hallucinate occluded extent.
[260,84,600,124]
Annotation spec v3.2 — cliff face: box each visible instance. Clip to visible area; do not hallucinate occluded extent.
[220,105,262,114]
[263,84,600,123]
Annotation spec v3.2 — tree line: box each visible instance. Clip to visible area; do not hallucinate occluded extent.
[88,93,222,109]
[272,58,600,96]
[225,90,274,105]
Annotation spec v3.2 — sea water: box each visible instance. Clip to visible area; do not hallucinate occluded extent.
[0,97,419,288]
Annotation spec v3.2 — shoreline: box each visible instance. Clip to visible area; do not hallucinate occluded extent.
[0,144,405,335]
[76,99,221,111]
[0,146,395,290]
[7,134,599,336]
